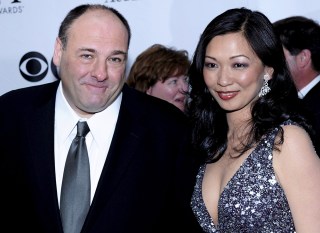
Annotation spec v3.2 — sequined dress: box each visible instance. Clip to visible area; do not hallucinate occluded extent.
[191,121,296,232]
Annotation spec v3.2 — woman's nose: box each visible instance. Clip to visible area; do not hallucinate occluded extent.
[179,78,189,92]
[217,69,232,86]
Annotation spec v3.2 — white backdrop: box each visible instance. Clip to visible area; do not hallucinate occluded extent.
[1,0,320,95]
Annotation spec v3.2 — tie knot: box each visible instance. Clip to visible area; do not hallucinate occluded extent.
[76,121,90,137]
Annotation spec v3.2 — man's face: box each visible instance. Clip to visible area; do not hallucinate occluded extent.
[283,47,299,84]
[53,9,129,117]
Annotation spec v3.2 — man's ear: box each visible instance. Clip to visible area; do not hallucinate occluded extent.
[53,37,63,67]
[297,49,311,68]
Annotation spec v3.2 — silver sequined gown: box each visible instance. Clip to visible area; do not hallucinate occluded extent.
[191,121,296,232]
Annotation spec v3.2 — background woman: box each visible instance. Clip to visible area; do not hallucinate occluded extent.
[127,44,190,112]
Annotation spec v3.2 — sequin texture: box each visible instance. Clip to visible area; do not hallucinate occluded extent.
[191,120,296,232]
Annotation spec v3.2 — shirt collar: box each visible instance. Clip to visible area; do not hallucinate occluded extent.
[55,83,80,141]
[299,74,320,99]
[88,93,121,149]
[55,82,122,146]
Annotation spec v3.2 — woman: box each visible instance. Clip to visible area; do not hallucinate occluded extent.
[187,8,320,232]
[127,44,190,112]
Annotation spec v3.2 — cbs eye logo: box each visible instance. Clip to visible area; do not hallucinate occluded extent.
[19,51,48,82]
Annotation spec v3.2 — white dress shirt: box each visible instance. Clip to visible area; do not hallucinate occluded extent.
[298,74,320,99]
[54,82,121,205]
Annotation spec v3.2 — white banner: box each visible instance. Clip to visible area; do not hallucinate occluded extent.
[1,0,319,95]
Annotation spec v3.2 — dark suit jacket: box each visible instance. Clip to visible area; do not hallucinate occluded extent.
[302,81,320,155]
[0,81,203,233]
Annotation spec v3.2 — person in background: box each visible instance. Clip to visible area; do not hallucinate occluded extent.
[0,4,202,233]
[187,8,320,232]
[126,43,190,112]
[273,16,320,155]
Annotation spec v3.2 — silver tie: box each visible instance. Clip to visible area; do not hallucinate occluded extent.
[60,121,91,233]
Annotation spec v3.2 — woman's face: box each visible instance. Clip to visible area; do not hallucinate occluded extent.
[146,74,189,112]
[203,32,270,114]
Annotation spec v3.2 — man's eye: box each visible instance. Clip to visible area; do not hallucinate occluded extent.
[81,54,93,59]
[108,57,123,63]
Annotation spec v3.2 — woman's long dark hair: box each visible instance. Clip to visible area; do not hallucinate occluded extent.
[186,8,313,163]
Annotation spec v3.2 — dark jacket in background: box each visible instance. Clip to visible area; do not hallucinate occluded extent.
[301,81,320,156]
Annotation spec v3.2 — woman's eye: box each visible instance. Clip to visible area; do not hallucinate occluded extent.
[234,63,248,68]
[204,62,217,68]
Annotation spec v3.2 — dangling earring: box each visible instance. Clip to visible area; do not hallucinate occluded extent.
[258,75,271,97]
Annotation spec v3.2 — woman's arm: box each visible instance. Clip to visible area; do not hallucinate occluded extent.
[274,124,320,233]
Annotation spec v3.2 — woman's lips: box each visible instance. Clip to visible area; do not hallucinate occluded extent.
[217,91,238,100]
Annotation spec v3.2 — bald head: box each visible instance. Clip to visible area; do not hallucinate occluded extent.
[58,4,131,49]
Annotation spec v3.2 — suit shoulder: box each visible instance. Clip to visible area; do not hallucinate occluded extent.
[122,85,188,125]
[1,81,59,101]
[0,81,59,113]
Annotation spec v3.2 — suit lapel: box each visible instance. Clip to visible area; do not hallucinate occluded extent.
[87,85,147,220]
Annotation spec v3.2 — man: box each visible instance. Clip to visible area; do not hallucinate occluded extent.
[0,4,202,233]
[273,16,320,155]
